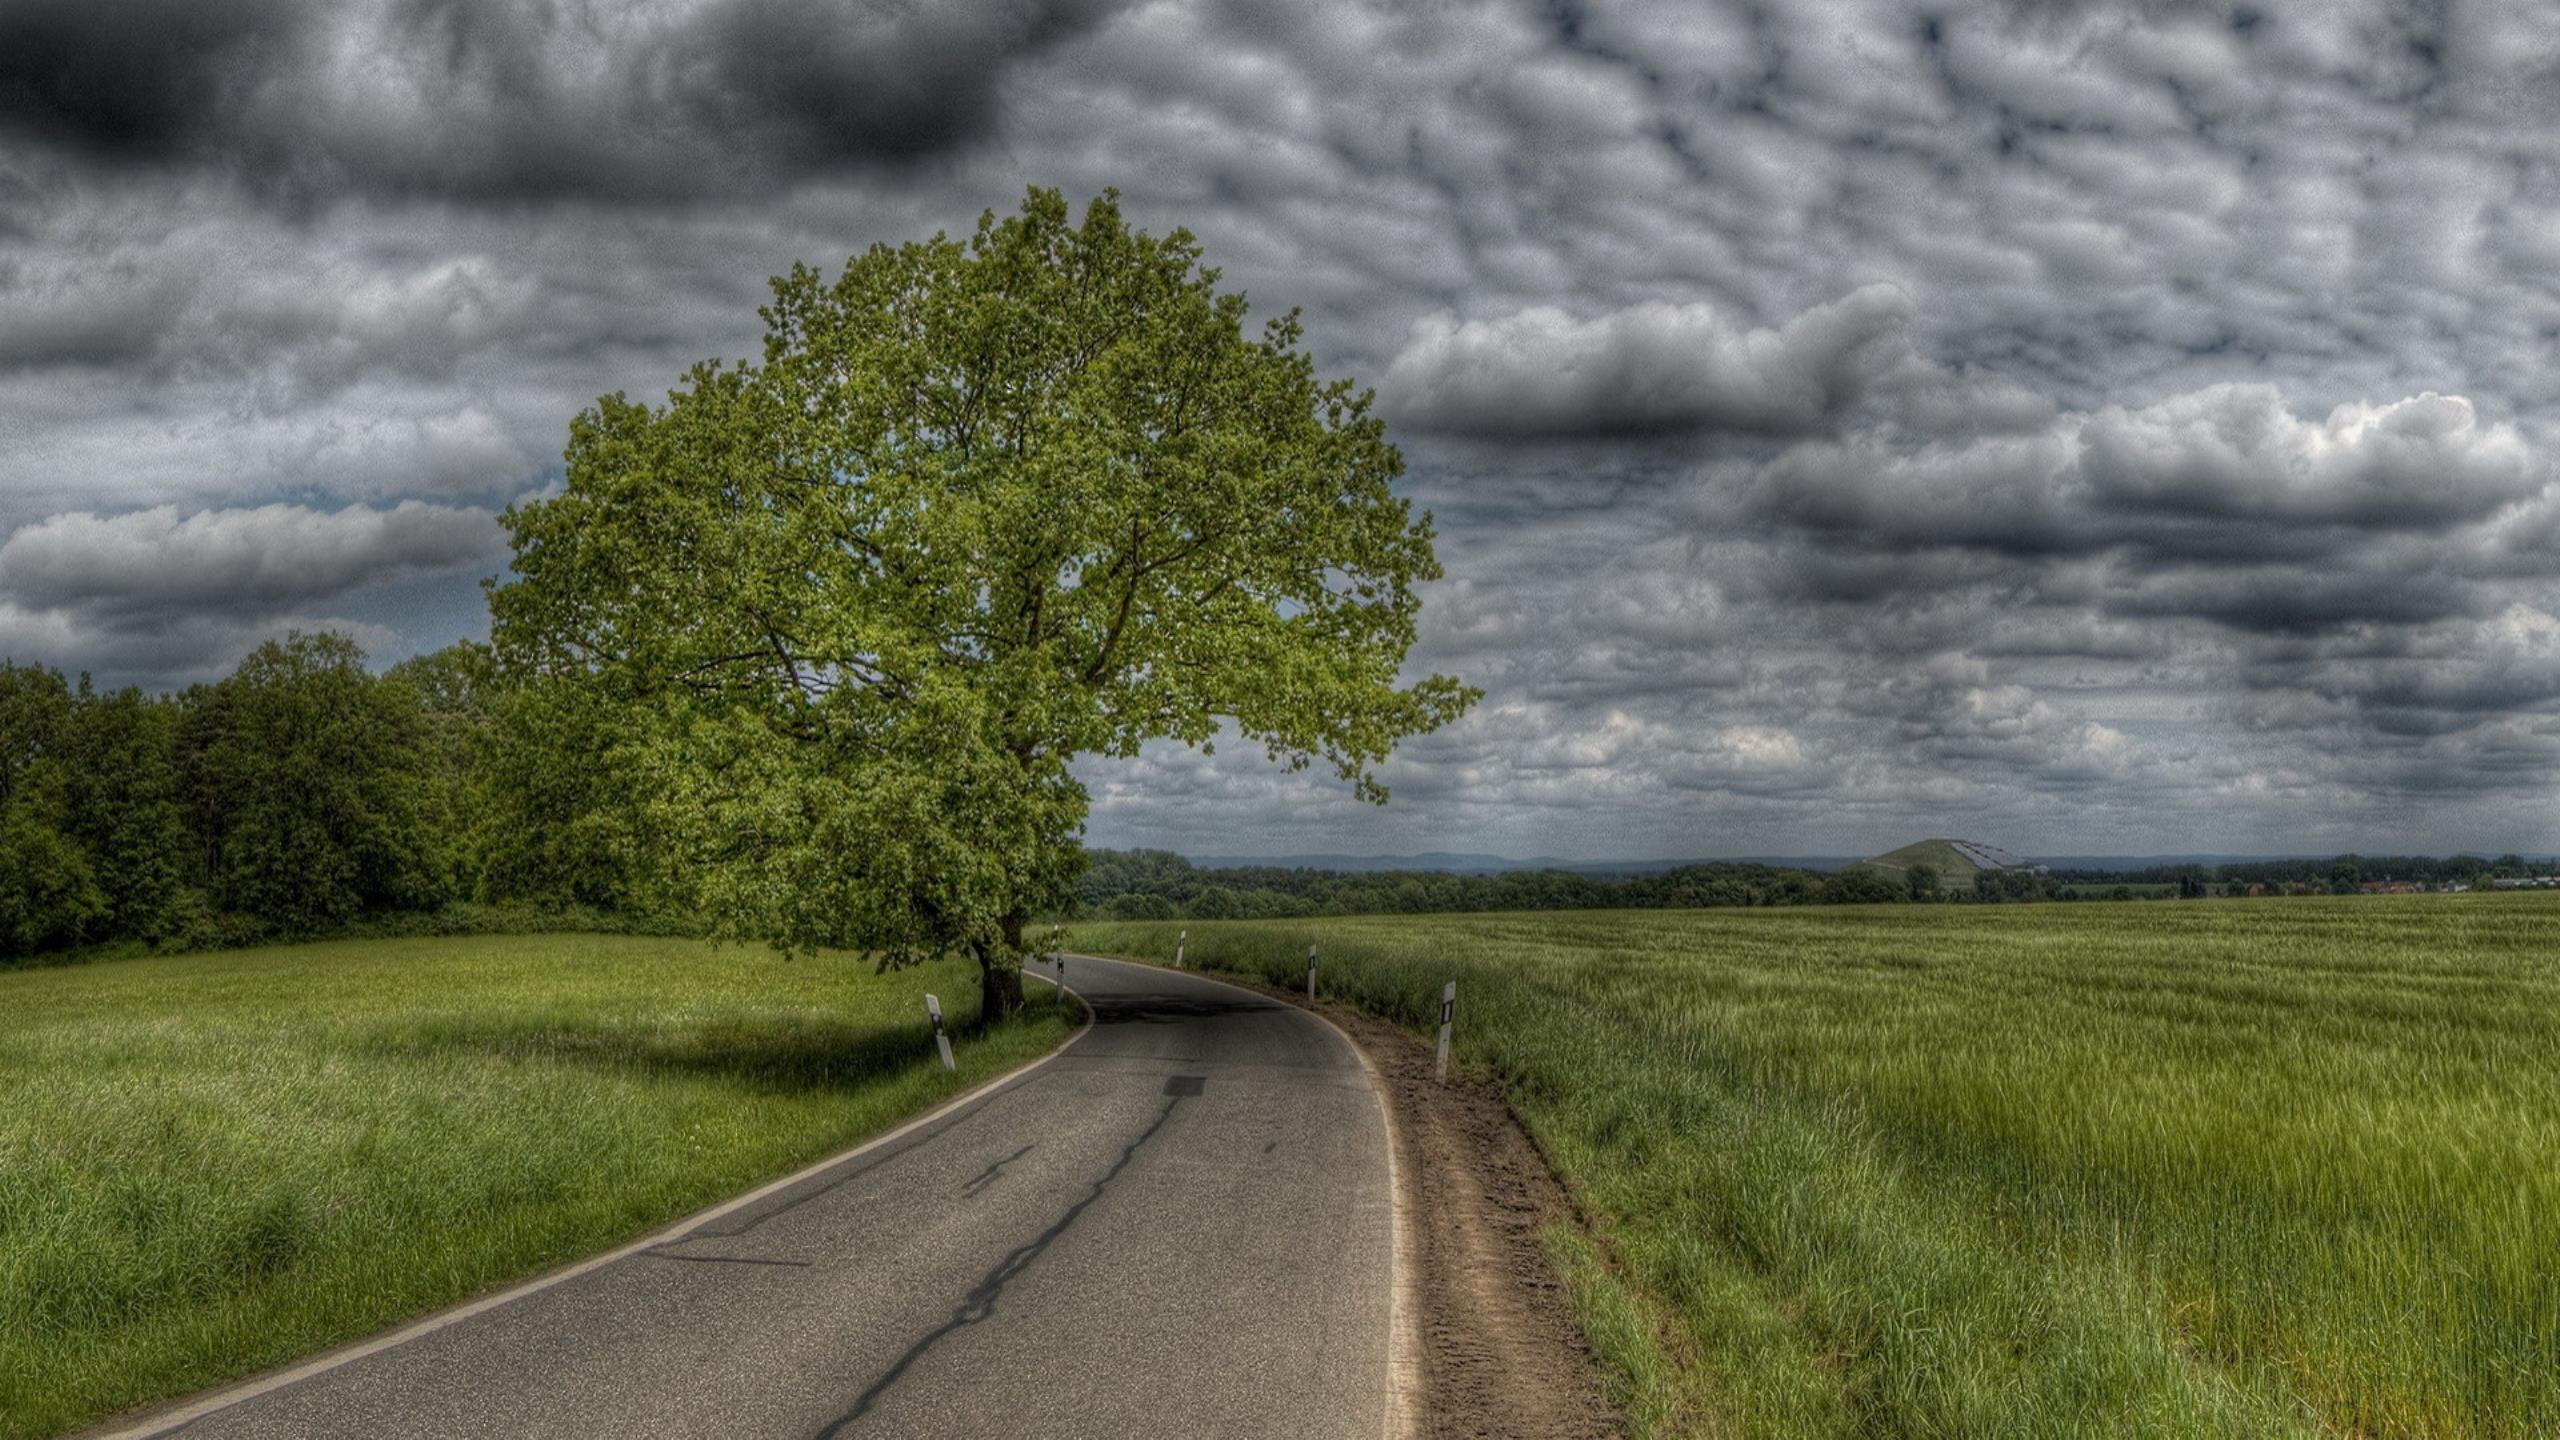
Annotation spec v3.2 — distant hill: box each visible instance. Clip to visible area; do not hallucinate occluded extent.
[1186,851,1863,876]
[1854,838,2042,890]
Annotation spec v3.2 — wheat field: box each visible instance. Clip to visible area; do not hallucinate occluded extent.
[1072,896,2560,1438]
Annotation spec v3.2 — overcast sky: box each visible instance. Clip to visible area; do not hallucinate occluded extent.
[7,0,2560,860]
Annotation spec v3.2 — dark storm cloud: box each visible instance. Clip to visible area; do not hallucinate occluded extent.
[0,0,1123,203]
[0,0,303,160]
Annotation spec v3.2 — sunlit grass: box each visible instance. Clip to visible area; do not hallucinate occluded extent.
[1073,896,2560,1438]
[0,934,1072,1440]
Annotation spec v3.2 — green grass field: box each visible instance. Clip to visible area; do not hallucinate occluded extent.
[0,935,1074,1440]
[1071,896,2560,1438]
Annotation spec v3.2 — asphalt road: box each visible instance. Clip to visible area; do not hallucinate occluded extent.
[106,956,1399,1440]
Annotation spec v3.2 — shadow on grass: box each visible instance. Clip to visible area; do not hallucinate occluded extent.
[357,1013,960,1095]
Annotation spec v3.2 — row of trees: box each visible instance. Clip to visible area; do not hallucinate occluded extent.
[2051,854,2549,890]
[0,635,640,959]
[1079,849,2560,919]
[1078,849,1926,920]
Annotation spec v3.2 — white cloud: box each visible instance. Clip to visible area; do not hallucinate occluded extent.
[2079,387,2537,528]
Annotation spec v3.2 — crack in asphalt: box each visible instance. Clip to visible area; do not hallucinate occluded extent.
[815,1096,1184,1437]
[960,1144,1034,1199]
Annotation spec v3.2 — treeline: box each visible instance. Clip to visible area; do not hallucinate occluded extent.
[1078,849,2555,920]
[2053,854,2542,889]
[1,634,656,961]
[1074,848,1920,920]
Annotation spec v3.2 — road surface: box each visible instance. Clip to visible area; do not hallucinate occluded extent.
[104,956,1399,1440]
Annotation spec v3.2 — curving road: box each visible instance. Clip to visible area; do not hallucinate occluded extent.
[98,956,1400,1440]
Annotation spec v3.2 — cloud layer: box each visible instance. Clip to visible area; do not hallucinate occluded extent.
[0,502,500,683]
[8,0,2560,855]
[0,0,1123,202]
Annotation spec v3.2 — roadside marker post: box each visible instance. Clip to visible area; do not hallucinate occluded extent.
[1175,929,1187,969]
[1306,943,1318,999]
[1436,981,1456,1082]
[925,993,955,1072]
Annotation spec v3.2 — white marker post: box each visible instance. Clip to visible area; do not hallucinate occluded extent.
[1306,943,1318,1000]
[1174,929,1187,969]
[1435,981,1456,1082]
[925,993,955,1072]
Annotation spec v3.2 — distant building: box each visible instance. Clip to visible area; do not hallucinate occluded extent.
[1942,841,2049,875]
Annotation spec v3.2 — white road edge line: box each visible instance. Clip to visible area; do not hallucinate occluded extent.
[1063,951,1425,1440]
[82,971,1097,1440]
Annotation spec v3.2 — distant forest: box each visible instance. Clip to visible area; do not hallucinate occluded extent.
[0,636,662,962]
[2049,855,2538,888]
[1076,848,2554,920]
[1074,848,1917,920]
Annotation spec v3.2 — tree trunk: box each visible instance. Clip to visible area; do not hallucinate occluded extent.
[977,927,1026,1020]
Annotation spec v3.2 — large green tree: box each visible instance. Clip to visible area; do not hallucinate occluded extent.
[494,189,1475,1014]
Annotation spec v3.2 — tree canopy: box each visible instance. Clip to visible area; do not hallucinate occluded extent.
[0,636,489,960]
[492,188,1476,1009]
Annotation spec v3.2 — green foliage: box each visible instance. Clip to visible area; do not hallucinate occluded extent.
[0,661,72,810]
[0,638,662,965]
[1815,865,1909,904]
[0,808,106,953]
[492,188,1473,976]
[54,682,187,938]
[384,640,498,896]
[184,634,448,932]
[469,675,649,911]
[1080,896,2560,1438]
[0,663,106,952]
[2048,853,2521,888]
[1972,865,2051,902]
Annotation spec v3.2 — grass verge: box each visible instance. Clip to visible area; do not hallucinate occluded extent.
[1071,896,2560,1438]
[0,934,1072,1440]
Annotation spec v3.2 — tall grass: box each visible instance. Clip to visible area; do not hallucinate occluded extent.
[1072,896,2560,1438]
[0,934,1072,1440]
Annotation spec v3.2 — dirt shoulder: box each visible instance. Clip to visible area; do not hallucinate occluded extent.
[1208,970,1625,1439]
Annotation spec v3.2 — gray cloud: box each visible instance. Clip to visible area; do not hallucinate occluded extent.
[0,599,401,688]
[11,0,2560,856]
[1733,380,2550,637]
[0,500,501,684]
[1383,284,1919,438]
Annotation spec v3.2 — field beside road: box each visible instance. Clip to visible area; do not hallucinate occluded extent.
[1071,895,2560,1438]
[0,935,1073,1440]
